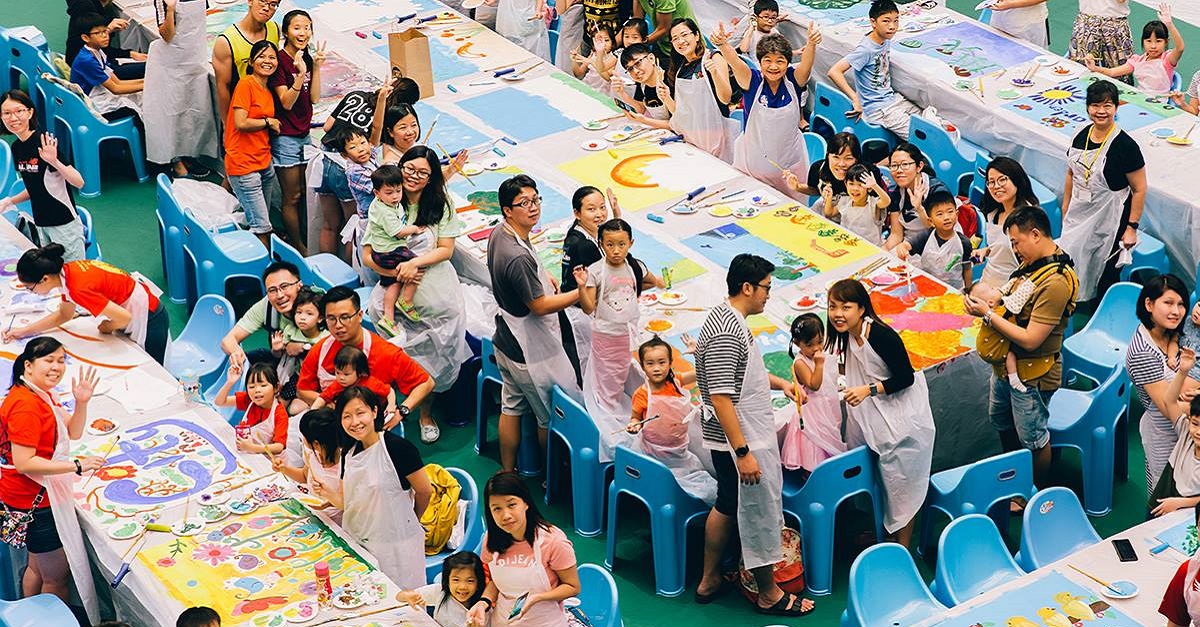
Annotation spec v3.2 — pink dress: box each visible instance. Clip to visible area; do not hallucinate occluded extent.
[783,352,847,471]
[1125,53,1176,94]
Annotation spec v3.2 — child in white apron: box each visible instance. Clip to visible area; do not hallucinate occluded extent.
[896,191,973,291]
[571,26,618,96]
[397,551,486,627]
[213,362,288,456]
[784,314,846,472]
[817,163,890,245]
[272,407,345,525]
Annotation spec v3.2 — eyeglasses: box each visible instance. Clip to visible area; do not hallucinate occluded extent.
[752,282,772,293]
[265,280,300,296]
[21,278,43,293]
[512,195,543,210]
[324,311,362,326]
[986,176,1011,189]
[87,29,109,36]
[624,54,652,72]
[890,160,917,170]
[756,13,779,22]
[401,164,431,181]
[256,0,281,7]
[0,108,29,119]
[670,32,695,43]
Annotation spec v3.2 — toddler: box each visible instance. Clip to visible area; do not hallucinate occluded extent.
[970,281,1027,393]
[361,164,427,332]
[396,552,486,627]
[819,163,890,244]
[215,362,288,455]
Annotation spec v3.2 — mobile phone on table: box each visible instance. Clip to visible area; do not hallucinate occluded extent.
[509,592,530,619]
[1112,538,1138,562]
[613,98,637,114]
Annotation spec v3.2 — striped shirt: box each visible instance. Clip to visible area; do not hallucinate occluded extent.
[1126,324,1179,493]
[696,302,750,447]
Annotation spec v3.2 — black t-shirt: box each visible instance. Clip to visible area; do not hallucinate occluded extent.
[674,57,731,117]
[805,160,886,197]
[633,83,665,110]
[559,222,601,293]
[11,130,78,228]
[1070,127,1145,193]
[345,430,423,489]
[321,90,376,151]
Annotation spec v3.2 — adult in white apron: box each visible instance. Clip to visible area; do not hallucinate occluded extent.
[979,219,1020,288]
[635,379,717,504]
[988,1,1049,48]
[977,157,1043,288]
[667,20,737,163]
[885,144,950,250]
[142,0,219,172]
[496,0,552,62]
[579,259,641,463]
[554,0,586,73]
[336,388,429,589]
[0,339,103,623]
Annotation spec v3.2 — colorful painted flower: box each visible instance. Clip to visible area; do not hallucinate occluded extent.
[156,557,175,568]
[192,542,235,566]
[288,522,320,538]
[267,546,296,561]
[95,465,137,481]
[247,515,273,529]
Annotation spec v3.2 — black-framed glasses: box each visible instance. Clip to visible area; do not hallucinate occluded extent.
[753,282,772,293]
[324,311,362,326]
[401,164,431,181]
[265,280,300,296]
[624,54,653,72]
[513,195,543,210]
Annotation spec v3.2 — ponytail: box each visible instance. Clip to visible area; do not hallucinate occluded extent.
[16,243,66,285]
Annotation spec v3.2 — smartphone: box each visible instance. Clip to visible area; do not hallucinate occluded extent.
[508,592,530,619]
[613,98,638,114]
[1112,538,1138,562]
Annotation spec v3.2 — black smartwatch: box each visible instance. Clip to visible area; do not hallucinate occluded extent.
[74,459,82,475]
[734,445,750,458]
[398,405,411,418]
[1128,221,1139,231]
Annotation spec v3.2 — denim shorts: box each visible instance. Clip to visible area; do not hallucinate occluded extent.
[24,505,62,554]
[228,167,277,234]
[271,133,311,168]
[989,373,1054,449]
[314,154,353,202]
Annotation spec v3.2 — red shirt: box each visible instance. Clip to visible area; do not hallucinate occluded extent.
[319,375,393,404]
[0,386,58,509]
[1160,559,1197,626]
[297,332,430,396]
[62,260,160,315]
[234,392,289,447]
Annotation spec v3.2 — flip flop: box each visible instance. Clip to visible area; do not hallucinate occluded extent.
[756,593,815,616]
[694,579,730,605]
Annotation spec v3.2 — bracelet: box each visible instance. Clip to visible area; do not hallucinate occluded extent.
[74,459,82,475]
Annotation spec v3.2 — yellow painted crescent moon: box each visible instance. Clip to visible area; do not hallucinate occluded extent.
[610,152,669,189]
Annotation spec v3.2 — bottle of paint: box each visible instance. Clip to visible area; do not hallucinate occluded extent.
[315,561,333,607]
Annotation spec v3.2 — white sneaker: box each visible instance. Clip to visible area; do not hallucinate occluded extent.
[420,423,440,444]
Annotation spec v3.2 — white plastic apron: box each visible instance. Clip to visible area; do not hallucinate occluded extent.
[842,321,935,533]
[988,5,1049,47]
[839,199,884,246]
[496,0,551,62]
[670,57,737,163]
[341,436,425,589]
[979,218,1019,289]
[488,531,568,627]
[23,381,98,622]
[732,75,808,199]
[142,0,218,164]
[585,261,640,462]
[1183,553,1200,626]
[247,397,280,447]
[1058,126,1126,301]
[581,54,613,95]
[84,49,144,119]
[636,381,717,504]
[787,353,846,472]
[918,230,964,289]
[304,446,343,525]
[553,3,585,73]
[314,333,373,390]
[641,84,669,121]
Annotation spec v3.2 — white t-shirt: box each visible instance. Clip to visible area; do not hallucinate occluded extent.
[1170,417,1200,497]
[585,259,645,335]
[415,583,471,627]
[1078,0,1129,18]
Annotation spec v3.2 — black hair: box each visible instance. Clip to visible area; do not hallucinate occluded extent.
[756,33,792,61]
[726,253,776,297]
[753,0,780,14]
[371,164,405,190]
[891,142,934,176]
[16,243,67,285]
[925,190,957,212]
[12,337,64,391]
[320,285,360,314]
[1191,396,1200,419]
[597,218,633,242]
[334,126,370,154]
[484,471,551,554]
[1194,499,1200,525]
[291,287,325,330]
[176,606,221,627]
[1135,273,1189,337]
[499,174,538,213]
[389,75,421,106]
[298,407,341,466]
[97,622,133,627]
[621,43,655,71]
[262,260,301,283]
[439,551,486,610]
[399,145,453,228]
[668,17,705,77]
[637,335,681,394]
[824,279,883,355]
[280,10,314,72]
[382,103,420,147]
[334,345,370,375]
[1086,79,1121,106]
[789,313,824,357]
[0,90,37,132]
[244,361,280,388]
[622,17,649,39]
[1002,204,1053,236]
[827,132,863,162]
[334,385,387,435]
[846,163,871,183]
[1142,19,1169,41]
[869,0,899,19]
[571,186,603,214]
[247,40,279,73]
[78,13,111,39]
[979,156,1039,219]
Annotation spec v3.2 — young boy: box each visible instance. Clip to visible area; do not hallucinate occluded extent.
[895,191,972,290]
[310,346,398,415]
[738,0,789,57]
[613,43,673,129]
[361,164,426,330]
[177,606,221,627]
[827,0,921,139]
[69,13,145,120]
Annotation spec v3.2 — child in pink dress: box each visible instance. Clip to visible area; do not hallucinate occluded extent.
[1087,4,1184,95]
[783,313,847,471]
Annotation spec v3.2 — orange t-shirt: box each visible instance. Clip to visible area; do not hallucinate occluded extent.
[224,78,275,176]
[0,386,58,509]
[319,375,393,404]
[63,260,159,316]
[630,382,686,417]
[234,392,289,447]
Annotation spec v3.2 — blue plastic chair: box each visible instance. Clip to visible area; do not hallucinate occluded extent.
[0,594,79,626]
[1061,282,1141,385]
[605,444,709,597]
[810,82,897,156]
[1191,258,1200,305]
[425,467,486,584]
[155,174,193,304]
[967,152,1062,237]
[39,79,148,198]
[783,446,885,596]
[1015,486,1101,571]
[931,514,1024,606]
[0,141,14,201]
[840,543,947,627]
[475,337,502,454]
[1048,364,1130,516]
[1119,231,1170,283]
[165,293,234,391]
[909,115,983,197]
[918,449,1035,556]
[0,30,11,95]
[803,131,827,164]
[205,363,245,424]
[76,205,101,260]
[547,385,611,537]
[1171,71,1182,92]
[578,564,622,627]
[181,210,269,305]
[269,234,358,291]
[5,33,55,123]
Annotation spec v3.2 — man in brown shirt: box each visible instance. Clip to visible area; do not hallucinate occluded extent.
[965,206,1078,483]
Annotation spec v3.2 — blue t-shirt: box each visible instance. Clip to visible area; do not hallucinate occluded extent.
[740,66,805,129]
[844,36,894,113]
[69,48,111,96]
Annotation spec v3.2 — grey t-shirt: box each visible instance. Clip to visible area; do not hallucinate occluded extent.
[487,226,544,363]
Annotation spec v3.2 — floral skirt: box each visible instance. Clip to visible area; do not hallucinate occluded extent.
[1069,14,1134,84]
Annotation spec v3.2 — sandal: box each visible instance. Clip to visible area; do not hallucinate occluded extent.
[756,593,815,617]
[397,301,422,323]
[694,579,730,605]
[376,317,399,337]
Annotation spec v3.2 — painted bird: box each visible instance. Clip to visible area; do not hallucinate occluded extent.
[1037,606,1075,627]
[1006,617,1040,627]
[1054,591,1097,621]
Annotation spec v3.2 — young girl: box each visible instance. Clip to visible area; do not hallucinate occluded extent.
[571,25,618,96]
[274,287,327,415]
[626,336,717,504]
[784,314,846,472]
[396,551,486,627]
[574,219,663,461]
[310,346,398,416]
[272,407,344,524]
[269,10,323,254]
[214,362,288,455]
[1087,5,1183,95]
[820,163,890,245]
[559,186,621,293]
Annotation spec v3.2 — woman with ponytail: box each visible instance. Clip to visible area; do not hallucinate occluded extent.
[2,244,169,364]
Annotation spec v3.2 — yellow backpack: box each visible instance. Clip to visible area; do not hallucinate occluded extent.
[976,254,1078,381]
[421,464,461,555]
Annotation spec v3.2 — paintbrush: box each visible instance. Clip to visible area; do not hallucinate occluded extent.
[310,603,408,626]
[483,60,523,72]
[595,112,625,123]
[851,258,888,280]
[690,186,726,205]
[212,472,279,497]
[254,432,276,463]
[610,414,661,435]
[1185,121,1197,140]
[112,518,158,589]
[437,142,476,187]
[1067,564,1123,595]
[515,59,545,77]
[613,126,655,144]
[1022,63,1037,82]
[80,435,121,491]
[422,115,440,144]
[763,155,790,173]
[181,493,190,522]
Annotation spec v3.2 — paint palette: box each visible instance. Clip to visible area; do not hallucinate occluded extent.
[461,163,484,176]
[1168,136,1194,146]
[580,140,607,151]
[659,291,688,306]
[870,272,899,286]
[1100,580,1138,599]
[171,517,206,537]
[481,156,508,170]
[670,204,698,215]
[605,130,632,142]
[332,585,367,609]
[107,514,154,540]
[638,293,660,306]
[1151,127,1175,138]
[790,295,825,311]
[582,119,608,130]
[197,503,229,523]
[501,72,525,82]
[283,600,319,623]
[708,204,733,217]
[226,499,260,516]
[86,418,118,436]
[997,88,1020,100]
[645,319,674,334]
[1011,77,1034,87]
[732,206,761,219]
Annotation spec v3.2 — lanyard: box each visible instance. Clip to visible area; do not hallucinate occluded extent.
[1080,124,1115,184]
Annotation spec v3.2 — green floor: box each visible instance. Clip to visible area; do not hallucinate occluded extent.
[6,1,1190,624]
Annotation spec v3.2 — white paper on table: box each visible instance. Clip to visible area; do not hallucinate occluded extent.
[104,368,180,413]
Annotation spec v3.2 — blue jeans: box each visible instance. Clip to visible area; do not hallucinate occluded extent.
[989,373,1055,450]
[228,167,277,234]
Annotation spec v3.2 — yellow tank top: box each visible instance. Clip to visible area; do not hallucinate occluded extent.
[219,21,281,88]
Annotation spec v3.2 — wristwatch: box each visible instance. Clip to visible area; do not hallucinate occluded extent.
[74,459,82,476]
[733,444,750,458]
[869,382,880,397]
[1128,222,1140,231]
[398,405,411,418]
